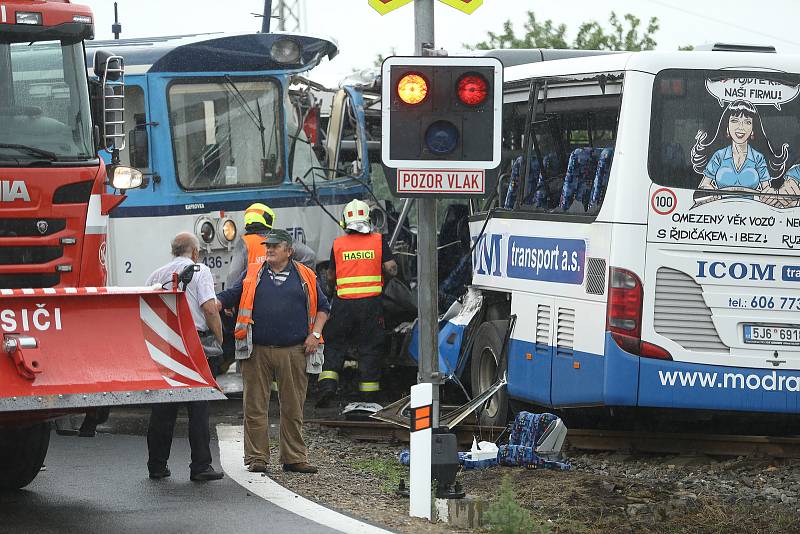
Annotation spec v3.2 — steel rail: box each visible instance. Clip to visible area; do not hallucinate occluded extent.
[306,420,800,458]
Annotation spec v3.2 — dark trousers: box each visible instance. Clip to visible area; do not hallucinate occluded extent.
[147,401,212,475]
[79,406,110,434]
[321,296,385,393]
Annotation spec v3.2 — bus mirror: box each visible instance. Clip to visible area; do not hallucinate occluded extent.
[129,128,149,169]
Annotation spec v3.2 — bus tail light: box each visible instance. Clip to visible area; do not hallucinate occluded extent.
[641,341,672,360]
[607,267,672,360]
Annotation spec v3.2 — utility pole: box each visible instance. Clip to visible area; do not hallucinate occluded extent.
[262,0,272,33]
[409,0,439,521]
[414,1,438,422]
[271,0,303,32]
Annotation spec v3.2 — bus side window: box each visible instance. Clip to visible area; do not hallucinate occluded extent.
[551,109,618,215]
[503,84,620,216]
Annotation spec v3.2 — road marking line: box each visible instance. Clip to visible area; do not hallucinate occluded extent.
[217,425,394,534]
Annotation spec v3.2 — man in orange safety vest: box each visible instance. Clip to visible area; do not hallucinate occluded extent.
[317,199,397,407]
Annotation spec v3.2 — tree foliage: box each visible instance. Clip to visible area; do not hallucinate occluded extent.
[468,11,659,52]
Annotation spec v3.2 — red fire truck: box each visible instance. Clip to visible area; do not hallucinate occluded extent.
[0,0,222,490]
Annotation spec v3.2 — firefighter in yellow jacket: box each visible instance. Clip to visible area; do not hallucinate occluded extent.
[317,200,397,407]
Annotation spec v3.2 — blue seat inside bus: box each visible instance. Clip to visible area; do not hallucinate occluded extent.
[503,146,615,213]
[558,148,600,212]
[588,147,614,211]
[553,147,615,214]
[503,153,561,209]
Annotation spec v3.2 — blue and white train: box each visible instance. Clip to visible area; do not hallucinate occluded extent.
[433,46,800,424]
[85,32,373,289]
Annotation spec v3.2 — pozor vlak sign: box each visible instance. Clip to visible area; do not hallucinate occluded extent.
[380,56,503,198]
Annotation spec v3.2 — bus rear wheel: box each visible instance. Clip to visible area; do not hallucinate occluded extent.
[470,320,509,427]
[0,423,50,490]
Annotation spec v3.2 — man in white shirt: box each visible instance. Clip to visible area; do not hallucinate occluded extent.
[145,232,224,482]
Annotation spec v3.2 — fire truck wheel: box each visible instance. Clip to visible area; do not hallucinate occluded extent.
[470,320,509,428]
[0,422,51,490]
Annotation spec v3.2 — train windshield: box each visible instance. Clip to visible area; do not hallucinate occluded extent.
[169,79,284,189]
[0,40,94,164]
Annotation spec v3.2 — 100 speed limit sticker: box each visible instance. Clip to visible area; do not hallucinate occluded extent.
[651,188,677,215]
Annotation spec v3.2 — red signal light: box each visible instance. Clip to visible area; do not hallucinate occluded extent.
[457,74,488,106]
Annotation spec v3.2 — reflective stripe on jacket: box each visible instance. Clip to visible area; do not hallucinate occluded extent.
[333,232,383,299]
[233,260,321,358]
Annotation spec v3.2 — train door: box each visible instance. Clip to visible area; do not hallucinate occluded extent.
[107,79,151,286]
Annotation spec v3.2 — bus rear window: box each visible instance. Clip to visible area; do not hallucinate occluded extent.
[649,69,800,191]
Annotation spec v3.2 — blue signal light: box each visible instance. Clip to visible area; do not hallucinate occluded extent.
[424,121,459,155]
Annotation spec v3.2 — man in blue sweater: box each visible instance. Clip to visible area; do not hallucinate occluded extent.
[217,229,329,474]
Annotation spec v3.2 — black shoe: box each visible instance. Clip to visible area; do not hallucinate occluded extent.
[315,390,335,409]
[283,462,318,474]
[149,467,171,479]
[190,467,224,481]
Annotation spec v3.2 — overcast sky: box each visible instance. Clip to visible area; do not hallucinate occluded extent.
[80,0,800,85]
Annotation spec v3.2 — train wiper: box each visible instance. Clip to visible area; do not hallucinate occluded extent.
[222,75,267,160]
[0,143,58,161]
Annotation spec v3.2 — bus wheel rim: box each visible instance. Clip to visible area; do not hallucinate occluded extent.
[479,346,499,418]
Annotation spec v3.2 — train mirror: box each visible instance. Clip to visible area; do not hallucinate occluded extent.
[93,50,121,82]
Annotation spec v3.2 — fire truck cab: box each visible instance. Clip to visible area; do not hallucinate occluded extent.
[0,0,223,491]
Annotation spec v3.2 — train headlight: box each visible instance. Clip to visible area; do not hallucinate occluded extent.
[218,218,237,245]
[271,39,301,64]
[196,218,215,245]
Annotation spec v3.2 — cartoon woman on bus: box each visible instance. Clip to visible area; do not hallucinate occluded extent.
[691,99,788,207]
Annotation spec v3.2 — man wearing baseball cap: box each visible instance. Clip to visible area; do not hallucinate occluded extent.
[217,229,329,474]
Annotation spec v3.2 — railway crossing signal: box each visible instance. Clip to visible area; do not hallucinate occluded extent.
[368,0,483,15]
[368,0,413,15]
[380,56,503,197]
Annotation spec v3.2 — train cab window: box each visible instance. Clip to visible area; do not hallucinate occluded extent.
[286,91,325,184]
[120,85,146,168]
[503,81,621,217]
[168,80,283,190]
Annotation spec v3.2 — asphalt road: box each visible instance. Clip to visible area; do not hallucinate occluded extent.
[0,432,337,534]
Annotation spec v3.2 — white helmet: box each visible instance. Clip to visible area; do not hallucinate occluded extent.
[342,199,371,232]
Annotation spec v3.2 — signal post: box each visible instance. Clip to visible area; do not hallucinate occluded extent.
[379,0,502,518]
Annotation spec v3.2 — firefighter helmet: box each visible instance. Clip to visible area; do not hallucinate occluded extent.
[244,203,275,228]
[342,199,371,231]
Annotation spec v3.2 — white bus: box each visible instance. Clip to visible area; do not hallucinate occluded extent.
[453,45,800,425]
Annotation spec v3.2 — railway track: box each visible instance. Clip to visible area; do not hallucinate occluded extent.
[306,419,800,458]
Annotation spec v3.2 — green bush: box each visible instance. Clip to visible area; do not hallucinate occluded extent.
[485,475,549,534]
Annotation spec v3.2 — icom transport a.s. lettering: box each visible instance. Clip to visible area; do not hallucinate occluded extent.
[696,261,800,283]
[473,234,586,284]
